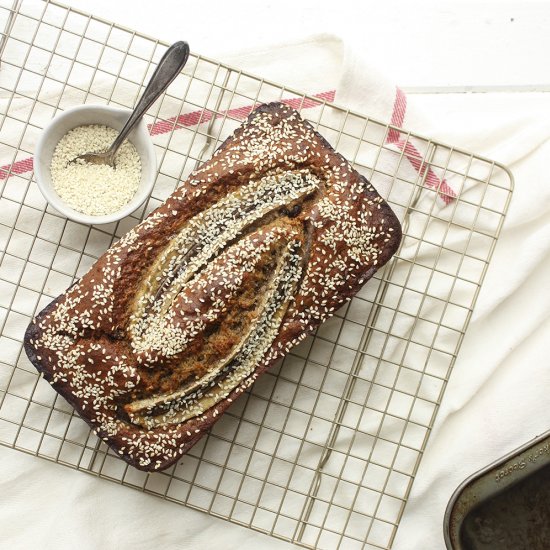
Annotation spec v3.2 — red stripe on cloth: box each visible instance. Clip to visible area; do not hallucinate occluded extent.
[148,90,336,136]
[282,90,336,110]
[220,91,337,121]
[0,157,34,180]
[149,109,215,135]
[386,86,456,204]
[395,139,456,204]
[223,104,254,120]
[0,90,336,181]
[387,87,406,144]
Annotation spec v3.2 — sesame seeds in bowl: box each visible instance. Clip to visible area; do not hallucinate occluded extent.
[34,104,157,225]
[51,125,142,216]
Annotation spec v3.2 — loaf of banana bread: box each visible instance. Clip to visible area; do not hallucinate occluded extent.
[24,102,402,471]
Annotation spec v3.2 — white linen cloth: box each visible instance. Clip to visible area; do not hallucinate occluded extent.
[2,16,550,550]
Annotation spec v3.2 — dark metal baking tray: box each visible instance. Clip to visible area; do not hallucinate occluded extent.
[444,430,550,549]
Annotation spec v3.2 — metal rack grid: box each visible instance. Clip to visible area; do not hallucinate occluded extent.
[0,1,513,549]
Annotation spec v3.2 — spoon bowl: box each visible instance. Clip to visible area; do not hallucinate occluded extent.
[71,148,119,167]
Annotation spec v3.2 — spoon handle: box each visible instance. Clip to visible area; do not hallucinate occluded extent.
[108,41,190,156]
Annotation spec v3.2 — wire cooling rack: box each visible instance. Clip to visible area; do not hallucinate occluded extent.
[0,1,513,549]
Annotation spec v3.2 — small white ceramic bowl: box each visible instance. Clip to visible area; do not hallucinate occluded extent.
[34,104,156,225]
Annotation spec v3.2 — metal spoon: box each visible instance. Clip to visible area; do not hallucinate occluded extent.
[72,41,190,167]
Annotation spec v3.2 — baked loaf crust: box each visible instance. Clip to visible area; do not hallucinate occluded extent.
[24,103,402,471]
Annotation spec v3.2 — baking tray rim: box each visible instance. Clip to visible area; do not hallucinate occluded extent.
[444,428,550,549]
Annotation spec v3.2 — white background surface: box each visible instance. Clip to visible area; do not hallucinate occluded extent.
[37,0,550,90]
[2,1,550,549]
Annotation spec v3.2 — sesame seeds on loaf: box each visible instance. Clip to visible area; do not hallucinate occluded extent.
[24,103,402,471]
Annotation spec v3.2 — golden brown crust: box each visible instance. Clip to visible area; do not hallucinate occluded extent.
[24,103,402,471]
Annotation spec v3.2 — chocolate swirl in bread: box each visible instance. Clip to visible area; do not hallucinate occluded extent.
[24,103,402,471]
